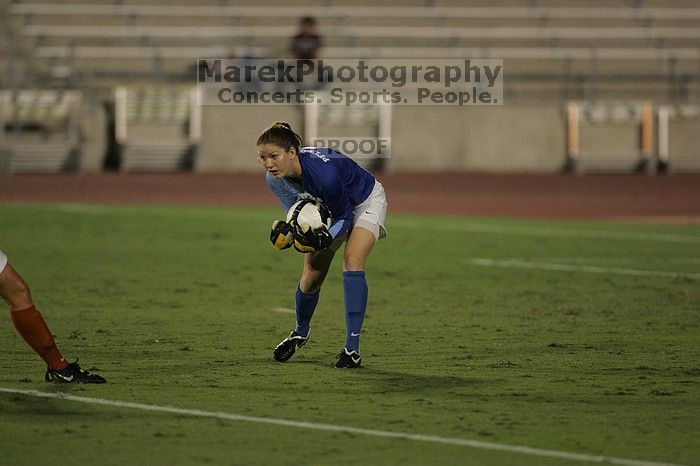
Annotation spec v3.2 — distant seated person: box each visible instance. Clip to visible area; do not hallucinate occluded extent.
[290,16,322,60]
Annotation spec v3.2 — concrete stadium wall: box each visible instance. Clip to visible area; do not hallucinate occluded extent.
[75,102,699,173]
[195,103,566,172]
[196,105,303,171]
[669,119,700,171]
[578,125,641,171]
[388,104,564,172]
[78,102,107,172]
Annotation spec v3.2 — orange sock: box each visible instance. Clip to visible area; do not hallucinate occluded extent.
[10,305,69,370]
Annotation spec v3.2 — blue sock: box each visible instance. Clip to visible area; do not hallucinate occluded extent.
[295,285,319,337]
[343,271,368,352]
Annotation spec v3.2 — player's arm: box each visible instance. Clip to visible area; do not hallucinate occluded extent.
[266,171,298,212]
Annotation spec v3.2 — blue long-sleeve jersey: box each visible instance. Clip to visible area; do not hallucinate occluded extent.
[266,147,376,239]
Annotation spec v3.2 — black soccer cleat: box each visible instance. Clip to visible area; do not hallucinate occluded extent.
[45,360,106,384]
[335,348,361,368]
[273,331,309,362]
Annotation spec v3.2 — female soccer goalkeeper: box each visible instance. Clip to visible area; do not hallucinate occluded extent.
[258,122,387,368]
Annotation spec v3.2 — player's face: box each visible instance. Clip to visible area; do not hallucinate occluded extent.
[257,143,296,178]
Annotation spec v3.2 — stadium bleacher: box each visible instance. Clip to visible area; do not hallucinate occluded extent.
[115,86,199,171]
[6,1,700,95]
[0,89,82,172]
[0,0,698,172]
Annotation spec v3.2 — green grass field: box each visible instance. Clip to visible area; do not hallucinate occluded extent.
[0,202,698,466]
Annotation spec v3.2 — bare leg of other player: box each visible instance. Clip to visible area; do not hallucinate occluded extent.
[0,263,69,370]
[0,264,34,310]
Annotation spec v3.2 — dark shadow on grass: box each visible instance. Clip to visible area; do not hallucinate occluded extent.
[353,367,486,394]
[291,359,487,394]
[0,386,103,418]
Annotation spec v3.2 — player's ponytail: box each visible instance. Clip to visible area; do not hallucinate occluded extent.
[257,121,304,153]
[273,121,292,130]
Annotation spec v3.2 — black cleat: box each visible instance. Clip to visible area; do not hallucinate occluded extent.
[335,348,361,368]
[273,331,309,362]
[45,360,106,384]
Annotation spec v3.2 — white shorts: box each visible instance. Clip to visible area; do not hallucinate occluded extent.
[0,249,7,273]
[329,180,388,251]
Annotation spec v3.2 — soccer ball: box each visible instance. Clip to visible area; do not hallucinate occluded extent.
[286,200,332,233]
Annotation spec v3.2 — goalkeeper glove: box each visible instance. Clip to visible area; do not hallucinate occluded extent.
[293,225,333,253]
[270,220,294,250]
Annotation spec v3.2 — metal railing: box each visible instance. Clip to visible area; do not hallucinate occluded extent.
[20,25,700,41]
[10,4,700,21]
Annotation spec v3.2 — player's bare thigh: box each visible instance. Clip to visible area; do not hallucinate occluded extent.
[344,226,376,272]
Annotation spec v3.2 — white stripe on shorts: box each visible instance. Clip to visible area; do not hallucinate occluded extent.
[0,249,7,273]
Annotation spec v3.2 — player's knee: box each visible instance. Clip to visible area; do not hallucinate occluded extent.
[300,271,325,293]
[343,256,365,272]
[299,278,322,294]
[8,277,32,309]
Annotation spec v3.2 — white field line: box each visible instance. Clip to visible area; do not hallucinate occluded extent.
[391,218,700,244]
[272,307,295,314]
[470,258,700,280]
[47,203,700,245]
[0,388,683,466]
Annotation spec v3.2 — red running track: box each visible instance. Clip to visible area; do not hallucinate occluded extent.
[0,172,698,223]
